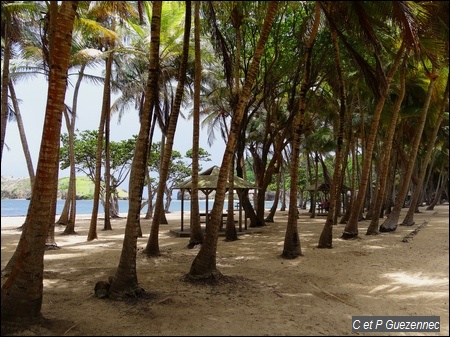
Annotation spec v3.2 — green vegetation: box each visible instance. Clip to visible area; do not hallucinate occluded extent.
[1,176,128,200]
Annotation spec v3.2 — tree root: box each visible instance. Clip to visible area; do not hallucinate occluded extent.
[402,220,429,242]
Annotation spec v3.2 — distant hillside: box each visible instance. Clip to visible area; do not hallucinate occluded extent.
[1,176,128,200]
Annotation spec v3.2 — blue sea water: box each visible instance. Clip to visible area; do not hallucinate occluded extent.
[1,199,278,217]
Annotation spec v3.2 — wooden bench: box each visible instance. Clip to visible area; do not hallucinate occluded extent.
[199,212,229,223]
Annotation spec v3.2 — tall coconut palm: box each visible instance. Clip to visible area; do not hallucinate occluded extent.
[188,1,279,278]
[144,0,192,257]
[7,80,35,188]
[1,1,40,171]
[1,1,78,323]
[401,76,448,226]
[1,2,37,161]
[281,1,321,258]
[318,6,348,248]
[188,0,204,248]
[341,1,424,239]
[365,54,408,235]
[380,65,439,232]
[107,1,162,299]
[86,1,137,240]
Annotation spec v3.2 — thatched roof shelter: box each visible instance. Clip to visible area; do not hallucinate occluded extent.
[175,165,256,192]
[174,165,257,233]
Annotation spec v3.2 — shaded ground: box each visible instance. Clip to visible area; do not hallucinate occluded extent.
[1,204,448,336]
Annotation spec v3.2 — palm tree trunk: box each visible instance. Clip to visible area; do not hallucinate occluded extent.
[0,9,11,161]
[188,0,204,248]
[87,54,113,240]
[1,1,77,322]
[8,81,35,188]
[189,1,279,278]
[60,63,87,232]
[145,1,192,257]
[366,55,407,234]
[380,69,438,232]
[401,76,448,225]
[318,20,347,248]
[342,42,406,238]
[108,1,162,300]
[103,48,114,231]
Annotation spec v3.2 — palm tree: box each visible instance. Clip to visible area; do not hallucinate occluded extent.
[1,1,78,323]
[86,2,138,240]
[188,0,204,248]
[57,46,106,232]
[1,1,39,172]
[318,6,348,248]
[7,80,35,189]
[401,77,448,226]
[144,0,192,257]
[365,54,408,235]
[107,0,162,299]
[281,2,321,258]
[188,1,279,278]
[341,1,425,239]
[380,64,439,232]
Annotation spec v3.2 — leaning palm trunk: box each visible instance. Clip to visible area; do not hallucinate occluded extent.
[426,169,448,210]
[318,21,346,248]
[87,50,114,240]
[144,1,192,257]
[107,1,162,300]
[366,56,407,235]
[59,64,86,232]
[188,1,279,278]
[342,42,406,238]
[401,78,448,225]
[1,1,77,323]
[9,81,35,188]
[380,70,438,232]
[282,2,320,257]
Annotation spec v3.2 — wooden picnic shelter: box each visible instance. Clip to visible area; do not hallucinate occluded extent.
[305,181,350,213]
[174,165,257,233]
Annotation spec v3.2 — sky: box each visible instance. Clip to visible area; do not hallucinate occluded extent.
[1,71,226,190]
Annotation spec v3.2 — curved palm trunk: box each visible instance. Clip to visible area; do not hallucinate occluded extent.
[265,168,282,222]
[9,81,35,188]
[318,22,346,248]
[1,1,77,322]
[426,169,448,210]
[401,77,448,225]
[145,1,192,257]
[189,1,278,278]
[366,56,407,234]
[380,70,438,232]
[108,1,162,300]
[282,2,320,258]
[342,43,406,238]
[87,54,113,240]
[59,64,86,232]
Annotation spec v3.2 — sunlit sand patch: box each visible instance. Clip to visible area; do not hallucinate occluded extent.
[383,271,448,287]
[364,245,386,250]
[386,291,449,300]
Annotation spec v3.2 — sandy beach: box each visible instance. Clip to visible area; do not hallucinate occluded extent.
[1,204,449,336]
